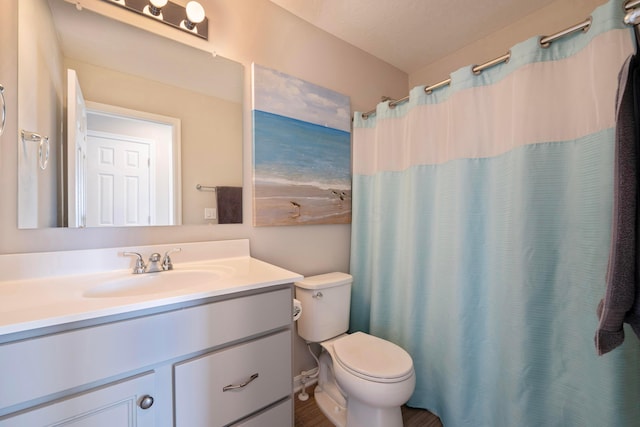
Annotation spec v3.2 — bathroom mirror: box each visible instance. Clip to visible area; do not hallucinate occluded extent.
[17,0,243,228]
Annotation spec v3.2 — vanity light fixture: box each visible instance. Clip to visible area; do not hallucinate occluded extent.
[102,0,208,40]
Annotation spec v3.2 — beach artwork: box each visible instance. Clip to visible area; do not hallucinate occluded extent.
[252,64,352,226]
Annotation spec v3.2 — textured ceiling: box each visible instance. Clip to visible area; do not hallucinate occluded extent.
[269,0,557,74]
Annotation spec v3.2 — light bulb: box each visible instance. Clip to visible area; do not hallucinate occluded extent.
[146,0,167,17]
[185,1,205,25]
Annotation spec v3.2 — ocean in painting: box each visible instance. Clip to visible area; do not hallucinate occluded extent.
[253,110,352,226]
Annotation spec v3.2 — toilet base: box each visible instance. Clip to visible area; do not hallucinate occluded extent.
[315,387,404,427]
[315,386,347,427]
[346,396,403,427]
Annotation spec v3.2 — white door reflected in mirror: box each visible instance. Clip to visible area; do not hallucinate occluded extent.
[86,132,152,227]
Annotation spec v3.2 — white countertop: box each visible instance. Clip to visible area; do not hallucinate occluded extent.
[0,240,302,336]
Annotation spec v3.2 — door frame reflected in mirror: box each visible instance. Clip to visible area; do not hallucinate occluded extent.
[77,100,182,227]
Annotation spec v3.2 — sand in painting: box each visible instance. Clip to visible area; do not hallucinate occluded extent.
[254,181,351,226]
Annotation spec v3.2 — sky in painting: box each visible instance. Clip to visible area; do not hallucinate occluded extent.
[252,64,351,133]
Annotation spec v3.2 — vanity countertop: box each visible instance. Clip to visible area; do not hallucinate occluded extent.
[0,240,302,336]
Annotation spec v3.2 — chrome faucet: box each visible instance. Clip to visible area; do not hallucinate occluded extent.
[123,248,182,274]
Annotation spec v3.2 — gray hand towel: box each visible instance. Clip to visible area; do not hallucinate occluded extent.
[216,186,243,224]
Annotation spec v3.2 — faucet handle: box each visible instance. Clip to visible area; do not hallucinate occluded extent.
[123,252,146,274]
[162,248,182,271]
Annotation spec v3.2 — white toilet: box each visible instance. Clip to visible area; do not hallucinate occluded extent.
[295,272,415,427]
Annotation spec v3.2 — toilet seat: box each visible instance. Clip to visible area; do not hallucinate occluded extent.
[333,332,414,383]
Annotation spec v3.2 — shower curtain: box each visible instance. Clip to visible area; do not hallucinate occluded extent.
[350,1,640,426]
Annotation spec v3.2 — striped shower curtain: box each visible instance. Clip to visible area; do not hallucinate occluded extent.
[349,1,640,426]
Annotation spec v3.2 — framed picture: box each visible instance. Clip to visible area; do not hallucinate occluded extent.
[252,64,351,226]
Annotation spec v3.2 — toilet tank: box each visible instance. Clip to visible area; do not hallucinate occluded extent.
[295,272,353,342]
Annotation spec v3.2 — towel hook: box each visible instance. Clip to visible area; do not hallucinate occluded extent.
[21,130,50,170]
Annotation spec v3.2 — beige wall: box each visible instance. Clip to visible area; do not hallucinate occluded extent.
[409,0,608,87]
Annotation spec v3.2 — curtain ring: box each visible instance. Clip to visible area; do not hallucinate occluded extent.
[38,136,50,170]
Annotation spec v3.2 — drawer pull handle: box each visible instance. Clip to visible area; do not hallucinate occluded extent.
[222,373,259,392]
[139,395,154,410]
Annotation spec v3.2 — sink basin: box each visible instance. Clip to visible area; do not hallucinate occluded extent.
[83,270,221,298]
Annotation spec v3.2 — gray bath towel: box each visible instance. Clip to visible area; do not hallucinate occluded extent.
[595,54,640,355]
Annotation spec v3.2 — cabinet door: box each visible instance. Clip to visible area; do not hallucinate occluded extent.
[0,372,156,427]
[175,330,292,427]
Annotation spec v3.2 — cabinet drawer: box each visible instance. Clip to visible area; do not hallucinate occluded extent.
[174,330,292,427]
[231,398,292,427]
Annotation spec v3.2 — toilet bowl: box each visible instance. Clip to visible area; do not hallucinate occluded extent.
[295,273,416,427]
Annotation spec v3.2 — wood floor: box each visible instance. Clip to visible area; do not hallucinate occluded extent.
[294,385,443,427]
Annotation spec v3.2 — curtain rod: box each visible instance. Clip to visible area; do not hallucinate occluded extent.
[360,4,637,120]
[624,0,640,46]
[626,0,640,10]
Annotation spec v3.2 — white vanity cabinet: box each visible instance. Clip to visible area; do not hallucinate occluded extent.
[0,286,294,427]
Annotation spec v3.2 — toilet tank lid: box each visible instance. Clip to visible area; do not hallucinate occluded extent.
[295,272,353,289]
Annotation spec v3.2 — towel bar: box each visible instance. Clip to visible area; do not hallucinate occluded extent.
[196,184,217,192]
